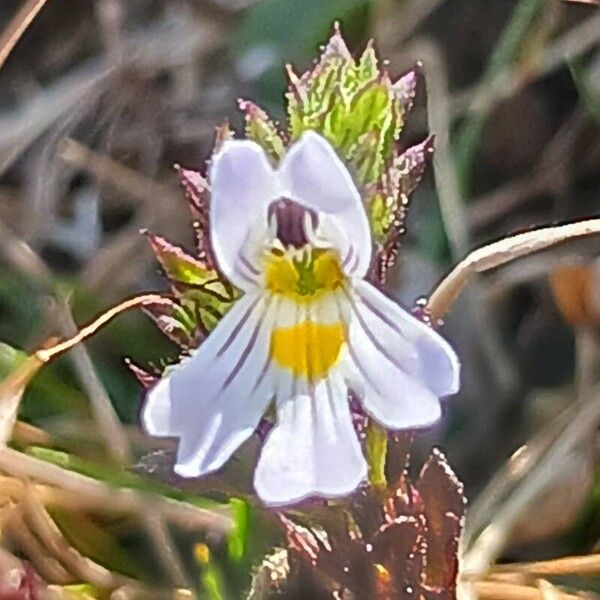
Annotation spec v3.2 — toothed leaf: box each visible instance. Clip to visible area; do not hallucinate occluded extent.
[395,135,435,196]
[240,100,285,160]
[145,232,217,288]
[177,166,209,217]
[125,359,159,389]
[143,297,199,348]
[357,42,378,82]
[416,449,465,595]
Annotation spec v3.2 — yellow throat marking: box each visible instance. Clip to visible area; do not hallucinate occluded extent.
[264,248,344,302]
[270,320,345,381]
[265,248,346,380]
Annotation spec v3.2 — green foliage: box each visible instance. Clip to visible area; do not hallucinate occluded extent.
[278,26,426,267]
[236,0,368,65]
[26,446,223,509]
[369,136,434,242]
[365,421,387,490]
[145,231,218,289]
[144,231,236,350]
[51,508,145,578]
[570,59,600,125]
[453,0,547,195]
[286,32,401,186]
[227,498,250,563]
[240,100,286,160]
[53,584,106,600]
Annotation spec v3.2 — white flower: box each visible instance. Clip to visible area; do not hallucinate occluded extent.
[142,131,460,506]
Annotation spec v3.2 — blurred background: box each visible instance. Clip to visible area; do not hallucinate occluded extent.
[0,0,599,595]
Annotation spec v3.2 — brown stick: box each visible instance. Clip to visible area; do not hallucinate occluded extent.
[0,0,50,70]
[35,293,169,363]
[1,504,72,583]
[427,218,600,321]
[23,489,127,588]
[474,581,580,600]
[0,448,233,533]
[495,554,600,577]
[0,293,167,452]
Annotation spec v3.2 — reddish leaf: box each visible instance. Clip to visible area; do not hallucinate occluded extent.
[125,358,159,388]
[306,21,352,85]
[175,165,216,269]
[176,165,209,219]
[394,135,435,197]
[281,514,366,595]
[277,447,465,599]
[416,449,466,596]
[368,135,435,285]
[142,297,199,348]
[372,515,427,600]
[385,432,416,502]
[391,68,419,116]
[281,515,322,567]
[239,99,286,159]
[144,231,216,288]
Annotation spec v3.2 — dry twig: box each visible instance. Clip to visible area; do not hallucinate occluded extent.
[1,503,72,583]
[0,218,133,462]
[142,513,190,587]
[427,218,600,321]
[0,0,50,70]
[0,448,232,533]
[495,554,600,577]
[23,489,127,588]
[473,581,581,600]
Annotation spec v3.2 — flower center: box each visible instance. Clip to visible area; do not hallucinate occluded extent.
[268,198,317,249]
[264,249,344,302]
[270,321,345,381]
[264,199,347,381]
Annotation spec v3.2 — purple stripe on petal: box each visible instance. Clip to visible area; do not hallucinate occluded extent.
[220,298,273,391]
[343,289,412,376]
[250,296,281,394]
[342,245,354,268]
[335,296,385,398]
[346,340,382,396]
[251,355,272,394]
[240,253,261,276]
[234,263,259,287]
[332,293,391,397]
[355,288,409,341]
[348,250,360,274]
[217,295,262,357]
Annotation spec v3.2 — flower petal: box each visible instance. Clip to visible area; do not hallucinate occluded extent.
[355,281,460,396]
[254,374,367,505]
[142,293,278,476]
[210,140,276,289]
[340,281,460,430]
[277,131,371,278]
